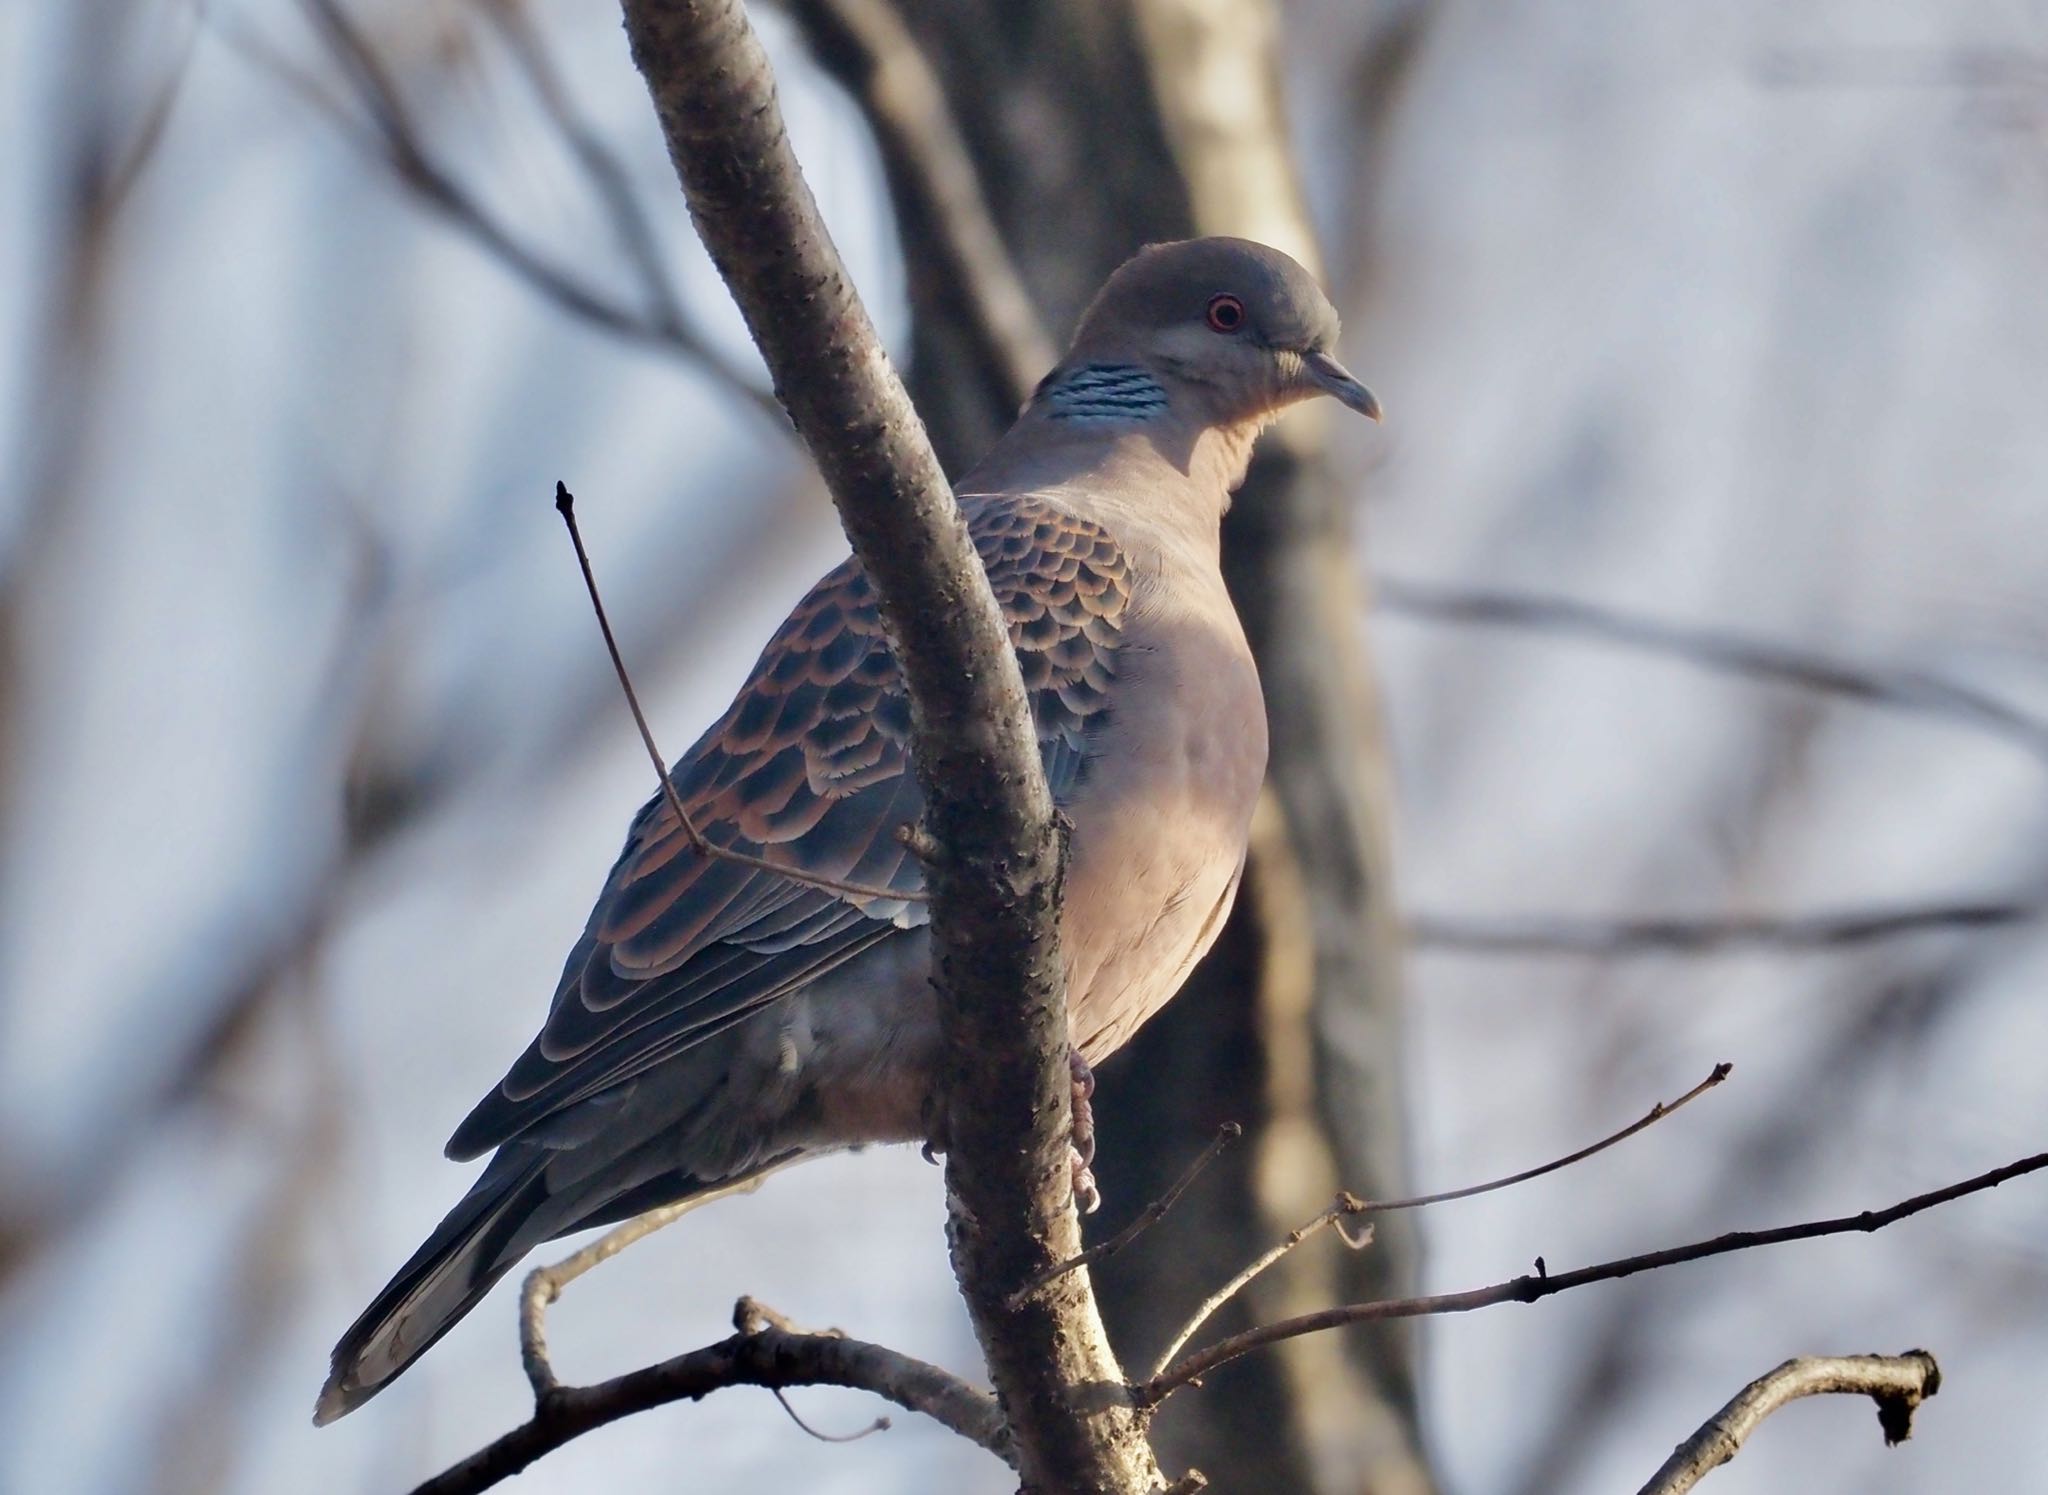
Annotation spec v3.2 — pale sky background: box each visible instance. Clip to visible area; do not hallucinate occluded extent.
[3,0,2046,1491]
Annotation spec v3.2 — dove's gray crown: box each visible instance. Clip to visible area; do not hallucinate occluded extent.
[1069,235,1344,358]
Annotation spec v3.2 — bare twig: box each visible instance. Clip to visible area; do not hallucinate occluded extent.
[1140,1149,2048,1404]
[1148,1204,1375,1382]
[771,1386,890,1443]
[1150,1064,1732,1378]
[1376,575,2048,762]
[1410,902,2038,957]
[1635,1351,1942,1495]
[1368,1062,1733,1212]
[411,1307,1012,1495]
[555,481,926,906]
[1010,1122,1242,1309]
[520,1178,766,1396]
[616,2,1156,1487]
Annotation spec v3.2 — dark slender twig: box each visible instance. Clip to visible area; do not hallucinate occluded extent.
[1635,1351,1942,1494]
[1373,1061,1732,1213]
[1010,1123,1242,1308]
[410,1309,1012,1495]
[555,481,925,905]
[1375,575,2048,761]
[1139,1149,2048,1405]
[770,1388,891,1444]
[1150,1064,1732,1377]
[1409,902,2038,957]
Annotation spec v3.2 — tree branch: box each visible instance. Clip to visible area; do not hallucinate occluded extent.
[1635,1351,1942,1495]
[614,2,1159,1487]
[410,1300,1012,1495]
[1409,901,2038,957]
[1376,576,2048,761]
[1141,1148,2048,1404]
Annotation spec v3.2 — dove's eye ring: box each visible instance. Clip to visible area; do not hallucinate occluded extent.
[1205,294,1246,333]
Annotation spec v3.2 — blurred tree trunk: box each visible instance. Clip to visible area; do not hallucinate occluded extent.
[796,2,1429,1489]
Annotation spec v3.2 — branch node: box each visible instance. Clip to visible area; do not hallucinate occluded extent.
[894,819,942,863]
[1332,1218,1375,1251]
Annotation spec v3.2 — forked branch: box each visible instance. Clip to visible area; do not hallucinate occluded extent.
[411,1298,1011,1495]
[1140,1148,2048,1404]
[1152,1063,1732,1377]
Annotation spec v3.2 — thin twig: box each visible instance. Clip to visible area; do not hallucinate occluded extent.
[1009,1123,1242,1309]
[1410,902,2039,956]
[1140,1148,2048,1405]
[1375,575,2048,761]
[521,1180,765,1396]
[1635,1351,1941,1494]
[554,482,926,906]
[771,1388,891,1443]
[1149,1063,1731,1378]
[1374,1061,1733,1211]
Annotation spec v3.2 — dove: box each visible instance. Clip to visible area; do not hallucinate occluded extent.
[318,236,1379,1423]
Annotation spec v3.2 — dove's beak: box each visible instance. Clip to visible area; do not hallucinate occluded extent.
[1301,350,1382,421]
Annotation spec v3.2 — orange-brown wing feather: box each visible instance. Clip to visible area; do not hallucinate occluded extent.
[445,498,1131,1160]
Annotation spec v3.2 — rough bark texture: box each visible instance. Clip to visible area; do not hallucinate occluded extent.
[617,3,1160,1489]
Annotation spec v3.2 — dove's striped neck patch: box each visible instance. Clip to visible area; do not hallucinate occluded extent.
[1043,363,1169,423]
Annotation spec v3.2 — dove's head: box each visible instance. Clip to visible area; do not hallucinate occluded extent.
[1054,237,1381,430]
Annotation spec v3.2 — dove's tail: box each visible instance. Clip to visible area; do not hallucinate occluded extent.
[315,1142,790,1425]
[314,1150,554,1425]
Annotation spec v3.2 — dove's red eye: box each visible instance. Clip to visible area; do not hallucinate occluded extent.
[1205,294,1246,333]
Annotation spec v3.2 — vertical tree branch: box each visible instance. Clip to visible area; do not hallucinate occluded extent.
[614,2,1161,1488]
[1130,1,1429,1487]
[787,0,1057,418]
